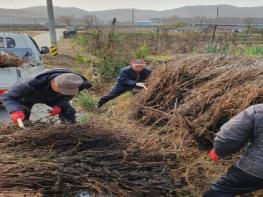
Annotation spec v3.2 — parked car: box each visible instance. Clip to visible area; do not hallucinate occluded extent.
[0,33,49,97]
[63,26,78,38]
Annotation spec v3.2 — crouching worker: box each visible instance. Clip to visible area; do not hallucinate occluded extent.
[98,59,151,108]
[204,104,263,197]
[0,69,92,125]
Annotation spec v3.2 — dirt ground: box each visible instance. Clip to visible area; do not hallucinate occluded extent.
[18,31,44,37]
[43,38,77,68]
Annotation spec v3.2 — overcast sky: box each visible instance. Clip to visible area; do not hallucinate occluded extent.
[1,0,263,11]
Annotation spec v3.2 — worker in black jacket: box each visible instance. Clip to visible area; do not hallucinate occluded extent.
[1,69,92,125]
[204,104,263,196]
[98,59,151,108]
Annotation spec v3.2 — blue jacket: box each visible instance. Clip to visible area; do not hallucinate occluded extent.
[1,69,91,114]
[116,66,151,89]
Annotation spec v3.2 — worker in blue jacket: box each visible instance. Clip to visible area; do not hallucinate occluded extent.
[1,69,92,125]
[98,59,151,108]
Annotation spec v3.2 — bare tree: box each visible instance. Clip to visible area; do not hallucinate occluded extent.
[59,15,75,26]
[243,17,253,46]
[82,15,101,28]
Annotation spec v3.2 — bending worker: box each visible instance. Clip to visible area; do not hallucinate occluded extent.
[204,104,263,197]
[1,69,92,125]
[98,59,151,108]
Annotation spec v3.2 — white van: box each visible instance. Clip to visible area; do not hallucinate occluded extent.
[0,33,49,96]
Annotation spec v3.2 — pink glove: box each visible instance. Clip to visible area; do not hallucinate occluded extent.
[209,149,218,162]
[49,106,62,116]
[10,111,25,124]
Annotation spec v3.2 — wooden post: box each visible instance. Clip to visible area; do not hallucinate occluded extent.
[210,6,220,49]
[132,9,135,26]
[200,14,204,28]
[155,26,160,53]
[216,6,219,26]
[211,24,218,47]
[108,18,117,49]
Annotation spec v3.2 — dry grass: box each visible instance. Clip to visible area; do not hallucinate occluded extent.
[43,39,77,68]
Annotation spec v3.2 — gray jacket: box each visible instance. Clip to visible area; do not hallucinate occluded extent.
[214,104,263,179]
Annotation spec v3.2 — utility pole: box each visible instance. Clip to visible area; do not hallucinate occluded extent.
[216,6,219,25]
[132,9,135,26]
[46,0,57,46]
[200,14,204,28]
[211,6,220,47]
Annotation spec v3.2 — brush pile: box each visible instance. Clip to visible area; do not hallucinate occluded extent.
[0,52,26,68]
[134,54,263,147]
[0,123,180,196]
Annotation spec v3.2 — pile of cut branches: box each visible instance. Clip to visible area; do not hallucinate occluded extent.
[0,52,26,67]
[134,54,263,147]
[0,123,181,196]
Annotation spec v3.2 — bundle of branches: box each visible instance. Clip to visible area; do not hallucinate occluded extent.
[0,52,26,68]
[0,123,181,196]
[134,54,263,147]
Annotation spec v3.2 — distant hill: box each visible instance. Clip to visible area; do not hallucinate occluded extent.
[0,8,36,19]
[171,5,263,18]
[21,6,89,18]
[1,5,263,22]
[90,9,168,21]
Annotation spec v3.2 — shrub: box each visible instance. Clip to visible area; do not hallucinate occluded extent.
[244,46,263,56]
[97,54,127,78]
[75,53,89,64]
[74,92,97,110]
[131,43,150,59]
[74,35,88,47]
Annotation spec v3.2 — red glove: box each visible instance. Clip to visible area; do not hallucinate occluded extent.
[209,149,219,162]
[10,111,25,124]
[49,106,62,116]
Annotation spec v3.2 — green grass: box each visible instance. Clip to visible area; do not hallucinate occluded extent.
[77,112,97,123]
[75,53,90,64]
[244,46,263,56]
[206,46,229,55]
[131,43,150,59]
[145,55,175,63]
[73,35,89,46]
[206,45,263,57]
[74,92,97,111]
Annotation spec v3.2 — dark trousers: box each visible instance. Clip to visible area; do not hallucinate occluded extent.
[98,85,127,107]
[21,102,76,123]
[203,165,263,197]
[21,102,33,120]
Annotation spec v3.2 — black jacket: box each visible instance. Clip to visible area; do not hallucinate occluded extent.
[1,69,91,114]
[214,104,263,179]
